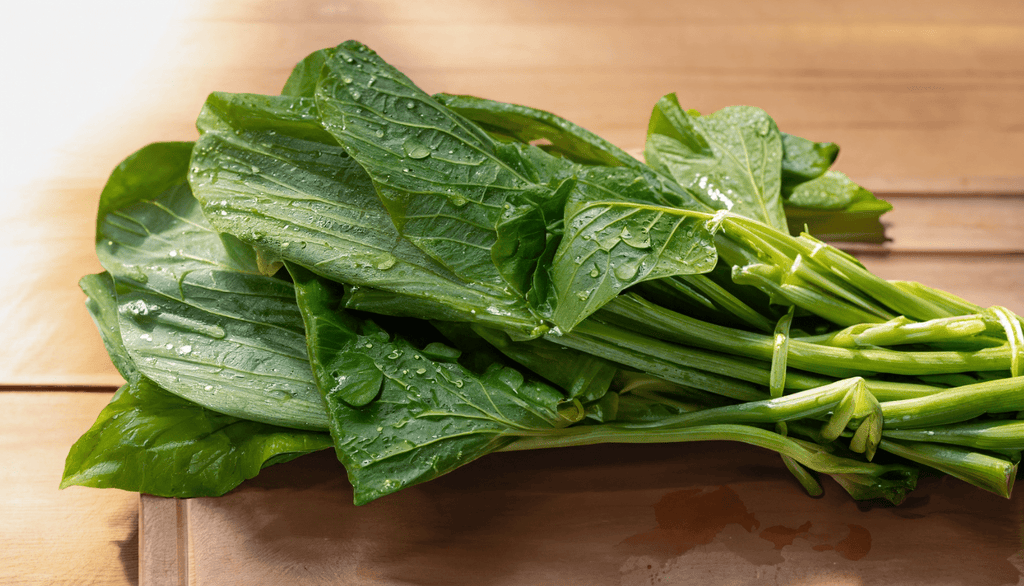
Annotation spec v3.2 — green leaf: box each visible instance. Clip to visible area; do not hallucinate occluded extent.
[645,95,787,231]
[80,272,137,383]
[783,171,892,243]
[190,91,543,335]
[786,170,888,211]
[289,262,382,408]
[320,322,570,504]
[61,377,332,497]
[96,143,328,430]
[436,93,640,168]
[470,325,618,402]
[281,48,336,98]
[441,93,713,217]
[314,41,566,303]
[549,167,719,331]
[780,132,838,192]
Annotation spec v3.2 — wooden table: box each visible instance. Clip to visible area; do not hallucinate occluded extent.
[2,1,1022,584]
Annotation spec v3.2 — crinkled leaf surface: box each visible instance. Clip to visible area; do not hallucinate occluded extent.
[549,166,719,331]
[190,92,542,334]
[314,41,568,308]
[97,143,328,430]
[645,95,787,231]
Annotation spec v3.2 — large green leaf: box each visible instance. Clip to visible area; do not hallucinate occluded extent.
[315,319,571,504]
[67,270,332,496]
[645,95,787,231]
[314,41,569,303]
[96,143,328,430]
[190,91,543,335]
[61,377,332,497]
[548,166,719,331]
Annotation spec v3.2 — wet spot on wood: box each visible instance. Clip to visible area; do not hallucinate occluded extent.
[811,524,872,561]
[759,521,813,550]
[621,485,759,555]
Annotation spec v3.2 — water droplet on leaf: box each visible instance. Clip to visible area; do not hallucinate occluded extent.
[403,138,431,159]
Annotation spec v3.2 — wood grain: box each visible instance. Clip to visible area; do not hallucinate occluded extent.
[3,1,1024,584]
[142,445,1024,586]
[0,391,136,586]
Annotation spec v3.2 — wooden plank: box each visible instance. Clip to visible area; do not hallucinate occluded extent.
[856,254,1024,313]
[879,195,1024,252]
[139,444,1024,585]
[0,391,136,586]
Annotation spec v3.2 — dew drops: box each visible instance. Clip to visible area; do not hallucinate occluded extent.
[403,138,431,159]
[589,267,600,278]
[615,262,639,281]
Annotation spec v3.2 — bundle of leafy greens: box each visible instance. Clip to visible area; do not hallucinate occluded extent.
[64,41,1023,507]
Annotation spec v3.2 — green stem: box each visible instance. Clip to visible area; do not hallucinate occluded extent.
[499,422,914,503]
[877,438,1016,498]
[677,274,775,333]
[553,321,767,401]
[882,376,1024,428]
[882,420,1024,451]
[600,294,1013,376]
[770,307,795,397]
